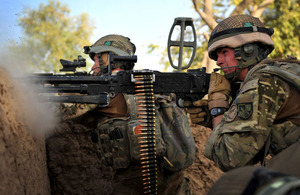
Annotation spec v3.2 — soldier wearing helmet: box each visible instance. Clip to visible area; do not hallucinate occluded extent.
[207,15,274,82]
[85,34,136,76]
[186,15,300,177]
[47,34,196,194]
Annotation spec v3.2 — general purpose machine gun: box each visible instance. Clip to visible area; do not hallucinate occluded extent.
[29,55,209,107]
[29,18,209,108]
[29,17,209,195]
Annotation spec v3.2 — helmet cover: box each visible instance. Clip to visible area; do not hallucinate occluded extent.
[87,34,136,60]
[208,15,274,60]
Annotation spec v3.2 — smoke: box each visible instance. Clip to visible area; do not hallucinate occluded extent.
[0,45,59,136]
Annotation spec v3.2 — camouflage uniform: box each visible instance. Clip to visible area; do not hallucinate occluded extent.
[47,35,196,195]
[203,15,300,176]
[205,59,300,172]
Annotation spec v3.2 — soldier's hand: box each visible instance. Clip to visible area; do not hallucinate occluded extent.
[184,99,212,127]
[208,72,231,110]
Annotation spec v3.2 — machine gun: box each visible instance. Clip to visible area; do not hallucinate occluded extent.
[29,17,209,107]
[29,55,209,107]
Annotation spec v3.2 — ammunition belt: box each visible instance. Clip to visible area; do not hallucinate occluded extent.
[133,71,158,194]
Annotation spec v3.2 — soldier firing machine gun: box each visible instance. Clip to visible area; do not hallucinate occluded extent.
[28,17,210,195]
[29,18,209,107]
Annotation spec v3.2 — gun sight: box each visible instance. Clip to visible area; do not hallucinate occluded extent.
[60,55,86,72]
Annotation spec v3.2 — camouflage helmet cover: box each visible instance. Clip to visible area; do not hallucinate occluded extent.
[87,34,136,60]
[208,15,274,60]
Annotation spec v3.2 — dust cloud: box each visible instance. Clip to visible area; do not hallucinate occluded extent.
[0,47,59,136]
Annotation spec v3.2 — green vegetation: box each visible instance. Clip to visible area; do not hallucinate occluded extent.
[9,0,95,72]
[263,0,300,59]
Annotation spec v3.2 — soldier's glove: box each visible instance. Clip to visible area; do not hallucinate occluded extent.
[208,72,231,110]
[184,99,212,127]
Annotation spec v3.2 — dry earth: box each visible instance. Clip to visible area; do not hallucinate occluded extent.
[0,67,50,195]
[0,68,223,195]
[184,123,223,195]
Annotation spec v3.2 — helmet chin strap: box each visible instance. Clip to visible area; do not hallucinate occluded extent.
[213,65,241,81]
[225,68,242,82]
[224,58,259,82]
[213,66,239,72]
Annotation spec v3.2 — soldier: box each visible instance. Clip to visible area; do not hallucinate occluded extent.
[47,34,196,194]
[186,15,300,177]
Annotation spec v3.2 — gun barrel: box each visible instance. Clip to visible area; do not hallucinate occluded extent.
[28,75,112,84]
[38,85,88,94]
[39,94,110,106]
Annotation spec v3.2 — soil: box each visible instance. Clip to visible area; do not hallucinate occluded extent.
[184,124,224,195]
[0,68,223,195]
[0,67,50,195]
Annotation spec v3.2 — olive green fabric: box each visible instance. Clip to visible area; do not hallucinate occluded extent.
[156,95,196,172]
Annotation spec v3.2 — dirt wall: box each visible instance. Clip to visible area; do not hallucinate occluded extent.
[0,67,50,195]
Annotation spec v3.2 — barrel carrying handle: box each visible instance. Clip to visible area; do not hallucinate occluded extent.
[167,17,197,71]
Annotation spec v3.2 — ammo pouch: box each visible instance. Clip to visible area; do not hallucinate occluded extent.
[156,96,196,172]
[94,116,166,170]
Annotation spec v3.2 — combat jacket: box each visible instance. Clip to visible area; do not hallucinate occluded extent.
[204,60,300,172]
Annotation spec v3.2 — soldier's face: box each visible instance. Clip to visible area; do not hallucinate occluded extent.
[216,48,238,74]
[91,53,109,76]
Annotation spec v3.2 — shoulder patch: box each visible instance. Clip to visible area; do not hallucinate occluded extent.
[237,103,253,120]
[225,104,238,122]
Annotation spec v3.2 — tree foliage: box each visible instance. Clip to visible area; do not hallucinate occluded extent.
[9,0,95,72]
[150,0,299,73]
[262,0,300,59]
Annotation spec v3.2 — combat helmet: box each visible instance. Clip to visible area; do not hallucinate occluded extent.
[85,34,136,59]
[84,34,136,72]
[208,15,275,80]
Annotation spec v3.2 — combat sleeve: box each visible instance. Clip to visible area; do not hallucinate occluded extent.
[204,73,290,171]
